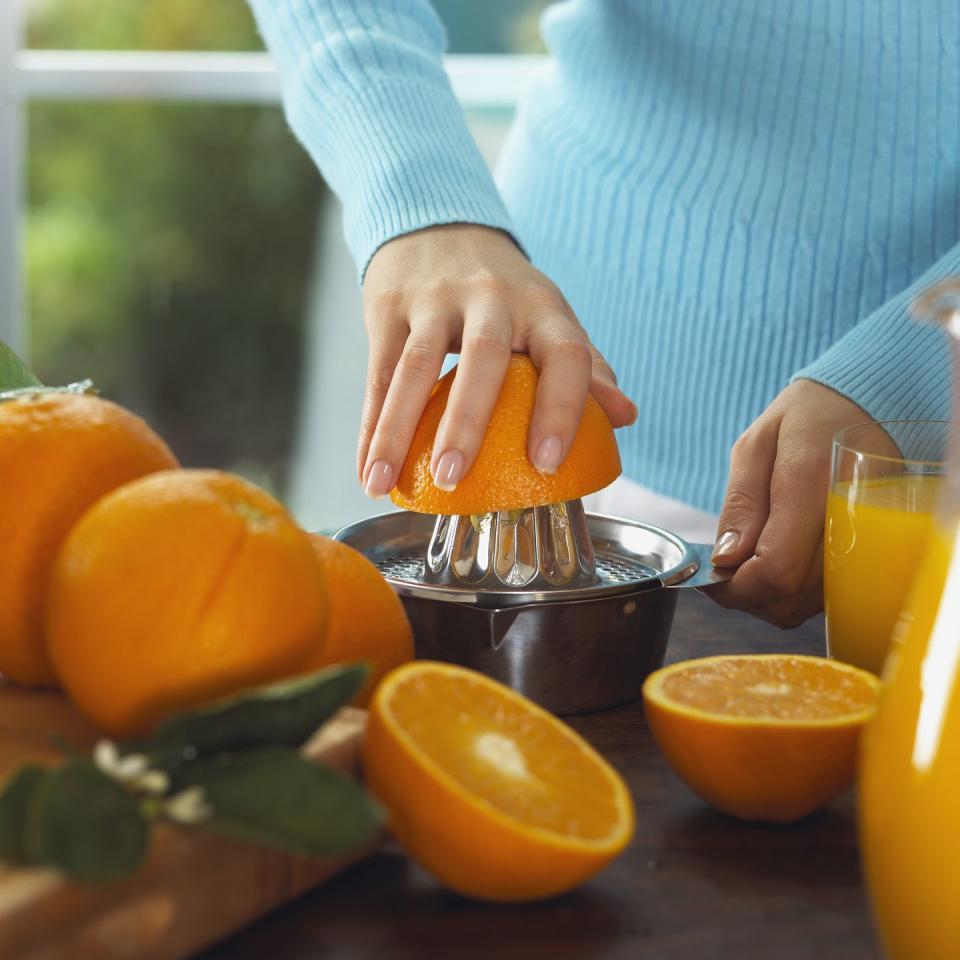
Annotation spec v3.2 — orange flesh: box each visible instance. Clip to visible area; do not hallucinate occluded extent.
[658,657,878,721]
[387,670,621,841]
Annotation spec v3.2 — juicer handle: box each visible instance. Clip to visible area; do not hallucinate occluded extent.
[670,542,736,590]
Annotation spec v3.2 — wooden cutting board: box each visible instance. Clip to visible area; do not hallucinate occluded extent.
[0,681,375,960]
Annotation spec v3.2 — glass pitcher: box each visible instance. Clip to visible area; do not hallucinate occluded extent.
[859,279,960,959]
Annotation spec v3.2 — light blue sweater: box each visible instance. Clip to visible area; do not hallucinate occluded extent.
[249,0,955,514]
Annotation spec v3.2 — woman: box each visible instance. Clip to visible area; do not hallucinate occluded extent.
[248,1,954,626]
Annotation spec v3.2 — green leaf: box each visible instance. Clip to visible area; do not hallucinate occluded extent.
[49,734,81,758]
[0,766,47,863]
[127,663,369,773]
[177,747,382,857]
[25,760,149,884]
[0,341,42,391]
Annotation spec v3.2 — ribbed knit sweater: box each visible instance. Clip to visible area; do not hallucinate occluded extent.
[249,0,956,513]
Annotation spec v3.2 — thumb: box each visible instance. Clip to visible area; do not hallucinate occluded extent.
[712,423,779,567]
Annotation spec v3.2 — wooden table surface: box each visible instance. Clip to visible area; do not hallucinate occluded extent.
[202,591,880,960]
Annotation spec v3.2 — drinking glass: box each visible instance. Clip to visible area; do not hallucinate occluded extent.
[824,419,947,674]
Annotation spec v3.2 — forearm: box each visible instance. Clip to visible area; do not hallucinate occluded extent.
[791,244,960,422]
[247,0,514,278]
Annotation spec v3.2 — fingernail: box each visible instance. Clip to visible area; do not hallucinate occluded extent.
[432,449,465,492]
[712,530,740,561]
[364,460,394,499]
[533,436,563,475]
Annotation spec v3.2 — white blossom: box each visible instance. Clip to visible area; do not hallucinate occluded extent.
[164,786,213,825]
[93,739,171,795]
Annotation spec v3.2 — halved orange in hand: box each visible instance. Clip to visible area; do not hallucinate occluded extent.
[390,354,621,515]
[363,661,635,901]
[643,654,880,823]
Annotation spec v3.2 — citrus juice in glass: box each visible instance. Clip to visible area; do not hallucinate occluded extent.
[824,421,946,675]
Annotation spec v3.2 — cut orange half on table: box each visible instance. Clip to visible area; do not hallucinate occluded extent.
[643,654,881,823]
[363,661,635,902]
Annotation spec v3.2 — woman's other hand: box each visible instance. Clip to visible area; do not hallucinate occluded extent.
[357,224,637,498]
[706,379,885,628]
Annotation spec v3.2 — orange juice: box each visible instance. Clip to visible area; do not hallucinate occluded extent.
[824,474,940,674]
[859,519,960,959]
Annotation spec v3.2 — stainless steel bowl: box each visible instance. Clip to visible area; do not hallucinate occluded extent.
[335,511,732,715]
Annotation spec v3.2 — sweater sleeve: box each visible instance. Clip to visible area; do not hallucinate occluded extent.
[247,0,515,279]
[791,244,958,423]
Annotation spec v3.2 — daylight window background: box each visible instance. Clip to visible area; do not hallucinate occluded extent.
[22,0,548,528]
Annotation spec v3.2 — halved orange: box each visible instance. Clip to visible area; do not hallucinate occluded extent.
[363,661,635,901]
[643,654,880,823]
[390,354,621,515]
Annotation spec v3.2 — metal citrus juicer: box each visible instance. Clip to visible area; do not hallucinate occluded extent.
[336,353,732,714]
[336,495,734,716]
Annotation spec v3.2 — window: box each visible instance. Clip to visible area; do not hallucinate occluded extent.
[8,0,547,528]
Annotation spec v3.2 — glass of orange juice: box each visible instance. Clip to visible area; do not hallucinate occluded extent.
[824,419,947,675]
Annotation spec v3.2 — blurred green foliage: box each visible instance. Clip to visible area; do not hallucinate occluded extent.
[28,0,319,473]
[26,0,549,54]
[27,101,322,471]
[24,0,546,476]
[27,0,262,51]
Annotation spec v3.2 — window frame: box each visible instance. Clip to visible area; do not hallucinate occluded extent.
[1,0,543,355]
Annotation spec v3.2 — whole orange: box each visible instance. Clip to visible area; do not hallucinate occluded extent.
[0,391,178,686]
[307,535,413,704]
[46,469,328,737]
[390,354,621,515]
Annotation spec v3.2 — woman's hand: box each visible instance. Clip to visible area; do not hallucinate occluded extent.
[357,224,637,497]
[706,379,887,628]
